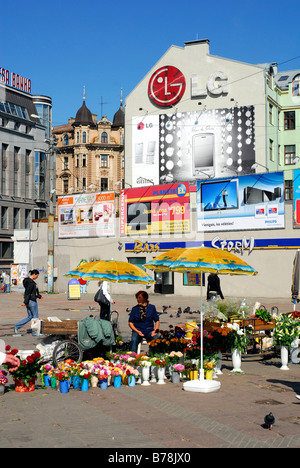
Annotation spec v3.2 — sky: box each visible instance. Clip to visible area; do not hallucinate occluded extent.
[1,0,300,127]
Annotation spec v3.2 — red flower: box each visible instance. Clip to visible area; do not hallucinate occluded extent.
[5,345,11,351]
[27,357,34,364]
[10,349,19,355]
[21,360,27,366]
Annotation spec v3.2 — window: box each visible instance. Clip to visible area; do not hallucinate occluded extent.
[284,145,296,165]
[64,134,69,145]
[127,257,146,271]
[1,207,7,229]
[101,177,108,191]
[0,242,13,259]
[269,139,274,162]
[76,132,79,143]
[284,111,295,130]
[14,147,20,196]
[13,208,20,229]
[269,104,273,125]
[63,157,69,170]
[101,132,108,143]
[82,177,86,191]
[63,179,69,193]
[101,154,108,167]
[82,131,86,143]
[25,209,31,229]
[75,154,79,167]
[293,75,300,96]
[284,180,293,201]
[82,154,86,167]
[1,144,8,195]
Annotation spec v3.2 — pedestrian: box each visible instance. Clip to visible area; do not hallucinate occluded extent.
[94,280,114,321]
[128,290,160,353]
[14,269,43,336]
[206,273,224,301]
[3,272,10,293]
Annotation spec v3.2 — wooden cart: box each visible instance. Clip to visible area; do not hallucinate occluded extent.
[41,320,83,367]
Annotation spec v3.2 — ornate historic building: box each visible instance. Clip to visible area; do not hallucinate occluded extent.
[53,96,124,210]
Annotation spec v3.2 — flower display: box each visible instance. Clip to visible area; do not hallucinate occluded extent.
[3,346,42,387]
[0,370,8,385]
[172,363,185,373]
[273,313,300,347]
[152,359,167,368]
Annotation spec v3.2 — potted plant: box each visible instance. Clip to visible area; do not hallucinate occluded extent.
[255,308,273,323]
[3,346,42,392]
[171,363,185,383]
[225,323,249,373]
[273,314,300,370]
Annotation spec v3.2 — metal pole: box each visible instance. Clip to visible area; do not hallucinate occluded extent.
[47,136,56,293]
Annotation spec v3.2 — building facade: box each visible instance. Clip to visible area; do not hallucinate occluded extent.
[0,71,51,274]
[52,97,125,212]
[28,40,300,300]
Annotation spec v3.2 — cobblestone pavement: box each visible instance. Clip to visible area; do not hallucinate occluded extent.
[0,290,300,450]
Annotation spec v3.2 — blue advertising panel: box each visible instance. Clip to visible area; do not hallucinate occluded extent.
[197,172,285,232]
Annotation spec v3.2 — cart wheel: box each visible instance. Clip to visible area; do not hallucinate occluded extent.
[52,339,83,367]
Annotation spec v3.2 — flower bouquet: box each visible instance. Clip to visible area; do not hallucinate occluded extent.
[3,346,42,392]
[152,358,167,368]
[273,314,300,347]
[0,370,8,394]
[225,323,249,353]
[172,363,185,373]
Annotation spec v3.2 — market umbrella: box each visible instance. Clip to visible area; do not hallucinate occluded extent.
[64,260,155,285]
[291,250,300,310]
[144,246,257,393]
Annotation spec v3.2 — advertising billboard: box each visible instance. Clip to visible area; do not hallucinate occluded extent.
[58,192,115,238]
[119,183,190,236]
[132,106,255,186]
[293,169,300,228]
[197,172,285,232]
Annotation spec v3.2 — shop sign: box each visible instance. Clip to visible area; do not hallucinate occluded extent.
[133,241,160,253]
[0,67,31,93]
[211,235,255,255]
[148,66,186,107]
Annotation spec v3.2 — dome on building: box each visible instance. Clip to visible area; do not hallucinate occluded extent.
[73,100,95,127]
[112,105,125,128]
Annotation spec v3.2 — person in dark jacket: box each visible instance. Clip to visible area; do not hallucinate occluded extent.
[128,290,160,353]
[207,273,224,301]
[14,269,43,336]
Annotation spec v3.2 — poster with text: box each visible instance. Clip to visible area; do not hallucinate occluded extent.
[293,169,300,228]
[120,183,190,236]
[197,172,285,232]
[58,192,115,238]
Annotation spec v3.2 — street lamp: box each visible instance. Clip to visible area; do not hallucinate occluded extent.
[251,162,269,172]
[47,135,57,293]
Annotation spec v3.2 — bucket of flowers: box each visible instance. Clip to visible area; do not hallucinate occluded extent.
[171,363,185,383]
[3,346,42,393]
[0,370,8,395]
[124,365,139,387]
[55,369,70,393]
[112,365,123,387]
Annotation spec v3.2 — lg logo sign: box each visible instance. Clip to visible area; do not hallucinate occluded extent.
[148,66,186,107]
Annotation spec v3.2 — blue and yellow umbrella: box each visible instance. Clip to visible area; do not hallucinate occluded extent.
[144,246,258,276]
[64,260,155,285]
[144,246,257,393]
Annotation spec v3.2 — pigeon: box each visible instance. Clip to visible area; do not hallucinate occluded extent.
[264,412,275,430]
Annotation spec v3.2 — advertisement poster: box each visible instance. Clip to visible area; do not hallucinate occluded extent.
[132,106,255,186]
[120,183,190,236]
[197,172,285,232]
[58,192,115,238]
[293,169,300,228]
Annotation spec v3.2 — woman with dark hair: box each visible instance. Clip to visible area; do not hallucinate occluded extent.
[128,290,160,353]
[14,269,43,336]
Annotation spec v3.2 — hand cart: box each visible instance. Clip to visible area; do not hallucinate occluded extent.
[40,320,83,367]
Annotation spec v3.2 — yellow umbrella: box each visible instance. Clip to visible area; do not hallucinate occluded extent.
[64,260,155,285]
[144,246,257,393]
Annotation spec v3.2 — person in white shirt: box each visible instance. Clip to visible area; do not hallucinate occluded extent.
[96,280,114,321]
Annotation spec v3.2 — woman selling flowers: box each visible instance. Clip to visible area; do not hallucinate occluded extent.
[128,291,160,353]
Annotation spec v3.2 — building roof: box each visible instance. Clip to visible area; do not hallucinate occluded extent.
[52,123,73,134]
[73,100,96,127]
[112,105,125,128]
[274,69,300,91]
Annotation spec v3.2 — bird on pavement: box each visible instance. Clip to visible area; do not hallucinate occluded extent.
[264,412,275,430]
